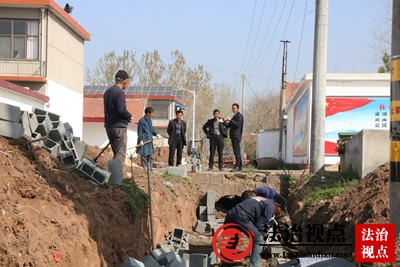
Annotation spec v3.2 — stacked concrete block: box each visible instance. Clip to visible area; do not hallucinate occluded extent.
[49,121,67,142]
[165,167,187,178]
[206,191,216,222]
[0,102,21,122]
[0,120,24,139]
[194,220,206,233]
[31,132,44,147]
[19,111,32,140]
[121,257,145,267]
[43,138,61,158]
[77,157,111,185]
[28,113,39,135]
[188,254,208,267]
[35,115,53,136]
[198,206,207,222]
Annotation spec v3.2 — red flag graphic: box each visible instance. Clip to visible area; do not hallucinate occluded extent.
[325,98,374,117]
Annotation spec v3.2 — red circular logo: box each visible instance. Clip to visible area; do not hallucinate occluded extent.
[212,223,254,263]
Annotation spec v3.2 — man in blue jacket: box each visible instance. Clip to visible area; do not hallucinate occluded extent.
[103,70,132,163]
[136,107,162,171]
[224,193,282,267]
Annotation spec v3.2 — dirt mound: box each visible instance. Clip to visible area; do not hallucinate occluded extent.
[296,162,394,264]
[0,137,199,266]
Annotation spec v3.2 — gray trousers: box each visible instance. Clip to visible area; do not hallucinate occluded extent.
[141,155,153,171]
[106,127,127,164]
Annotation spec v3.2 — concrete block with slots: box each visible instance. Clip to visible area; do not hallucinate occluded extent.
[28,113,39,133]
[19,111,30,129]
[60,151,77,169]
[35,115,53,136]
[46,111,60,122]
[76,157,111,185]
[140,255,161,267]
[150,248,173,261]
[108,159,124,185]
[0,120,24,139]
[165,167,187,178]
[63,122,74,136]
[206,206,214,215]
[194,220,206,233]
[49,121,67,142]
[121,257,145,267]
[43,138,60,158]
[32,107,47,116]
[206,191,215,208]
[188,254,208,267]
[31,132,44,147]
[0,102,21,122]
[72,138,87,164]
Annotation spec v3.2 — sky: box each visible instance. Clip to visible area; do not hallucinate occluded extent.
[56,0,388,98]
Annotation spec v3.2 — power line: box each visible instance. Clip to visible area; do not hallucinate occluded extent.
[293,0,309,82]
[248,0,279,74]
[251,0,288,75]
[243,0,267,74]
[261,42,282,98]
[237,0,258,74]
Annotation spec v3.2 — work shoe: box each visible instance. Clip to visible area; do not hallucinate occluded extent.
[208,168,213,171]
[230,167,240,172]
[219,167,224,171]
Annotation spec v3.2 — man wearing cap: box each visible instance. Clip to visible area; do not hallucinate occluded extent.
[103,70,132,164]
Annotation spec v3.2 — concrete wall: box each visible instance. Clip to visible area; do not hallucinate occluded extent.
[46,11,85,94]
[256,129,279,159]
[340,129,389,178]
[46,79,83,137]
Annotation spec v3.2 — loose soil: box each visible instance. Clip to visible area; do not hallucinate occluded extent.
[0,135,398,266]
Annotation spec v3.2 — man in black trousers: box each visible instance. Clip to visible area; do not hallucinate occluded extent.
[202,109,227,171]
[224,103,244,172]
[167,110,187,166]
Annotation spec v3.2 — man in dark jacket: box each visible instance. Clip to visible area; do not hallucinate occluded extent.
[103,70,132,163]
[202,109,227,171]
[167,110,187,166]
[224,194,281,267]
[224,103,244,172]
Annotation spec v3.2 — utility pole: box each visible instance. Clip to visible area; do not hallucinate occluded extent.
[310,0,329,173]
[278,40,290,160]
[390,0,400,237]
[241,74,246,116]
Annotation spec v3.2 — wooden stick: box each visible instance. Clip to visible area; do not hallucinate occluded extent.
[94,143,110,162]
[127,139,153,150]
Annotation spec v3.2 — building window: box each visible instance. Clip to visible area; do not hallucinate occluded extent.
[0,19,39,60]
[147,100,169,120]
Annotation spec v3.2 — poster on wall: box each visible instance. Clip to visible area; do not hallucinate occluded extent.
[325,97,390,154]
[293,91,309,157]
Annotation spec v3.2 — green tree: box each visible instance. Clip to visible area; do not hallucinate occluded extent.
[378,52,391,73]
[86,50,138,86]
[137,50,165,86]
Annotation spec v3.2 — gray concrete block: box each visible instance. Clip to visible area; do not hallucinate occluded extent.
[121,257,145,267]
[140,255,161,267]
[47,111,60,122]
[60,151,77,169]
[206,207,214,215]
[43,138,60,158]
[189,254,208,267]
[32,107,47,116]
[205,222,219,232]
[209,251,220,265]
[0,120,24,139]
[23,124,32,139]
[0,102,21,122]
[29,113,39,133]
[73,138,87,164]
[151,248,173,261]
[108,159,124,185]
[92,167,111,184]
[166,259,184,267]
[31,132,44,147]
[36,114,46,123]
[166,167,187,178]
[35,116,52,136]
[63,122,74,135]
[175,255,189,267]
[50,121,67,142]
[49,128,64,143]
[206,215,215,222]
[194,220,206,233]
[198,206,207,221]
[19,111,30,129]
[61,139,75,151]
[156,251,176,266]
[206,191,215,208]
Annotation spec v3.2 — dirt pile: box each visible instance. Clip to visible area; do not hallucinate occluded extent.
[0,137,200,266]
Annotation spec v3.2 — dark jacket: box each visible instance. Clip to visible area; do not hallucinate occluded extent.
[136,116,158,155]
[167,119,187,146]
[224,112,244,141]
[103,85,132,128]
[202,118,228,139]
[224,197,275,236]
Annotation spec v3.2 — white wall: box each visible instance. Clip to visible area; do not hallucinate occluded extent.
[82,122,138,157]
[46,79,83,137]
[0,88,46,112]
[257,130,279,159]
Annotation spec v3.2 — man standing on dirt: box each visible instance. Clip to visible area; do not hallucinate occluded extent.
[224,192,281,267]
[103,70,132,164]
[136,107,162,171]
[202,109,227,171]
[167,110,187,166]
[223,103,244,172]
